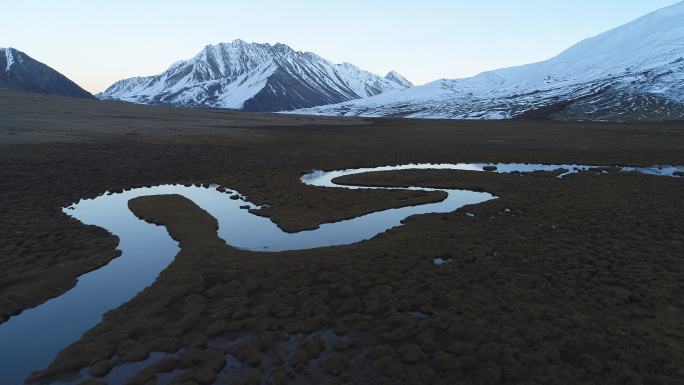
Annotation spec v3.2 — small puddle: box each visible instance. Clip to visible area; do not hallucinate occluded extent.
[433,258,453,265]
[410,312,430,318]
[0,162,681,384]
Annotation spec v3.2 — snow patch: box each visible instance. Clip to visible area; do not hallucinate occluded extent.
[4,48,15,73]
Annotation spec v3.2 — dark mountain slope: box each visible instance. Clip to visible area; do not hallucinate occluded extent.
[0,48,95,99]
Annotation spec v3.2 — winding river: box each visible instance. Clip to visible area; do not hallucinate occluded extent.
[0,163,681,384]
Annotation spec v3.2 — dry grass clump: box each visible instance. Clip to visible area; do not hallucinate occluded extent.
[431,351,459,373]
[320,354,349,376]
[476,362,502,385]
[88,360,113,377]
[364,344,394,360]
[183,332,208,349]
[289,336,327,368]
[227,371,260,385]
[194,350,227,384]
[373,355,404,379]
[332,339,348,351]
[122,365,156,385]
[398,344,427,363]
[230,342,261,367]
[149,337,180,353]
[266,365,293,385]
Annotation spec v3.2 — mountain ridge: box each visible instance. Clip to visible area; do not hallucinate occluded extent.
[97,40,412,112]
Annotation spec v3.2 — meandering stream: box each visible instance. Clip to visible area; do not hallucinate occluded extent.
[0,163,681,384]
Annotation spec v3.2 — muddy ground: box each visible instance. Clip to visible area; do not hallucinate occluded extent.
[1,89,683,384]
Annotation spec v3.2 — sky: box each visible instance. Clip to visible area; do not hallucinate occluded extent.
[3,0,681,94]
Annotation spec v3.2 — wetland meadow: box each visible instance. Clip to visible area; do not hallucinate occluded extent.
[1,89,683,384]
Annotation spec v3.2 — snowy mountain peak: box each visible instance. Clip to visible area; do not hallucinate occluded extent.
[272,42,296,54]
[98,41,410,112]
[385,70,413,88]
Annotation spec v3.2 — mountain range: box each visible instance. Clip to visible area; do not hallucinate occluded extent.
[4,2,684,121]
[96,41,412,112]
[0,48,95,99]
[288,2,684,121]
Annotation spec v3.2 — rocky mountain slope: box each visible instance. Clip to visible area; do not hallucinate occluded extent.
[97,40,411,112]
[289,2,684,121]
[0,48,95,99]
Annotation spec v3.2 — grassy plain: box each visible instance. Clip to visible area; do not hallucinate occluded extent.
[1,89,683,384]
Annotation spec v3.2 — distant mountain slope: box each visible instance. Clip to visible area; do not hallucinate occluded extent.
[97,40,412,112]
[0,48,95,99]
[289,2,684,121]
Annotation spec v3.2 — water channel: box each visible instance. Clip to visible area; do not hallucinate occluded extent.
[0,163,681,384]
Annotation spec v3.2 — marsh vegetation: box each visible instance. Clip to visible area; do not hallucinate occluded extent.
[0,89,683,384]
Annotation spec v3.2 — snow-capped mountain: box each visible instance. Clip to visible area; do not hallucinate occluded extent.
[385,70,413,88]
[97,40,412,112]
[0,48,95,99]
[290,2,684,121]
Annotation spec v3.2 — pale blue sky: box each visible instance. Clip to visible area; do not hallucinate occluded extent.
[4,0,680,93]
